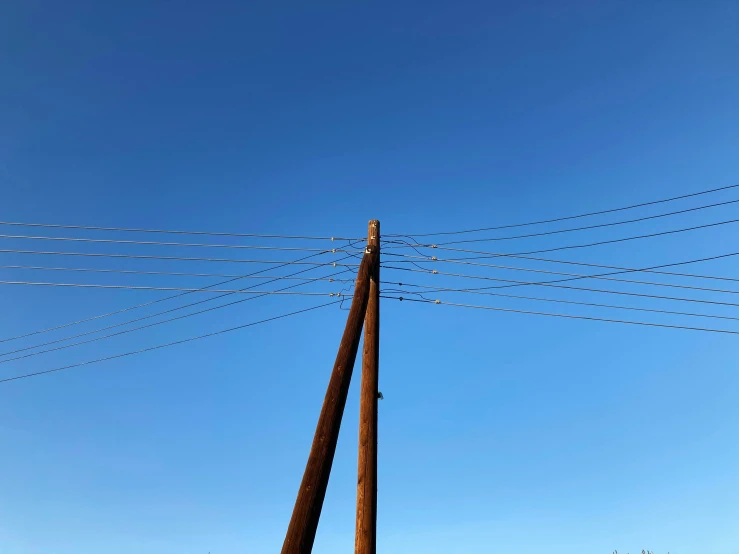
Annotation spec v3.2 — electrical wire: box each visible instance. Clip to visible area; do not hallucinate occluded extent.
[381,296,739,336]
[0,248,361,265]
[0,250,336,345]
[0,253,355,361]
[381,265,739,309]
[384,251,739,284]
[0,263,355,365]
[0,264,356,282]
[379,257,739,296]
[383,198,739,246]
[0,232,366,252]
[0,280,357,294]
[382,282,739,323]
[384,248,739,299]
[384,182,739,237]
[0,220,361,241]
[384,217,739,257]
[0,300,342,385]
[0,266,351,360]
[383,248,739,294]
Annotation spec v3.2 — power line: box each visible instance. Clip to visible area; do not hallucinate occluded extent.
[0,220,361,242]
[384,217,739,258]
[382,282,739,323]
[0,300,342,385]
[0,250,337,345]
[385,182,739,237]
[383,198,739,246]
[0,280,356,295]
[381,265,739,309]
[0,264,354,365]
[0,254,354,360]
[383,249,739,294]
[0,264,356,282]
[379,257,739,296]
[0,248,361,266]
[384,248,739,299]
[0,232,366,252]
[0,295,178,345]
[381,296,739,336]
[385,251,739,284]
[0,270,350,358]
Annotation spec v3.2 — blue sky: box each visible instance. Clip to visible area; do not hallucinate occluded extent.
[1,1,738,553]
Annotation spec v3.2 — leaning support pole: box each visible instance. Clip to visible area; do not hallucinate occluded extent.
[281,245,378,554]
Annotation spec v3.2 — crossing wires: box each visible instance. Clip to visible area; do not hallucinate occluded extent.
[4,180,739,387]
[383,182,739,337]
[0,223,366,384]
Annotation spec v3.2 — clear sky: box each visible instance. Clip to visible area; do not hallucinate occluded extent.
[1,2,738,553]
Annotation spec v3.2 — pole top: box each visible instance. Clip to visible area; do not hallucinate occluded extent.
[367,220,380,245]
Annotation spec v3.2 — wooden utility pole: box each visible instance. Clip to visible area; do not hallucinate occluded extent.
[281,245,378,554]
[355,220,380,554]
